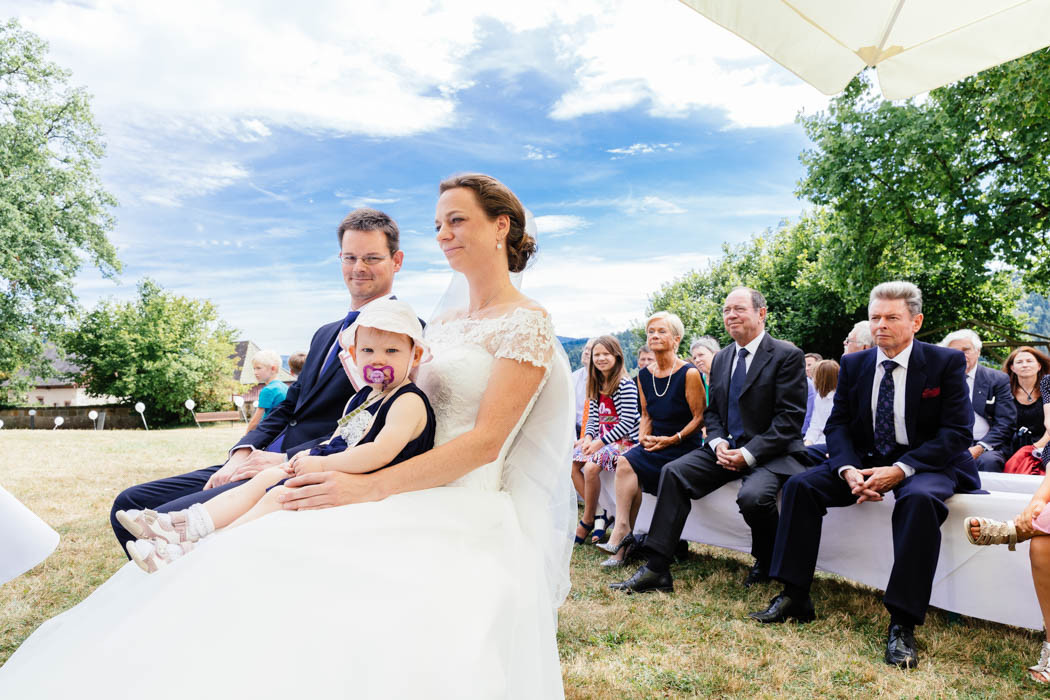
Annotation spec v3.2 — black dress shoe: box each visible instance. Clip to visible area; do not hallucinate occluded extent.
[884,623,919,669]
[748,593,815,623]
[609,565,673,594]
[743,563,770,588]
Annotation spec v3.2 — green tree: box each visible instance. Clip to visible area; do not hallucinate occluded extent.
[797,52,1050,300]
[63,280,237,425]
[648,215,856,358]
[0,20,120,399]
[647,213,1025,358]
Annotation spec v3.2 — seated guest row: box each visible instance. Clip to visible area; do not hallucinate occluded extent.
[1001,346,1050,474]
[600,281,982,673]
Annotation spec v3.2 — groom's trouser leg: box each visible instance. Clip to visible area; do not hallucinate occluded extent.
[111,465,245,553]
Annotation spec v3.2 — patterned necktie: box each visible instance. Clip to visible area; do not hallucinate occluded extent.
[874,359,899,456]
[319,309,361,378]
[726,347,750,445]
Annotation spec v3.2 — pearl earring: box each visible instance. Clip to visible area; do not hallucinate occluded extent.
[496,242,503,250]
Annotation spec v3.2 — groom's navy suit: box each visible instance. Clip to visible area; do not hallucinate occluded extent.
[770,339,980,625]
[110,312,360,551]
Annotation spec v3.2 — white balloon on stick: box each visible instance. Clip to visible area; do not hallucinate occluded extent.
[185,398,200,428]
[134,402,149,430]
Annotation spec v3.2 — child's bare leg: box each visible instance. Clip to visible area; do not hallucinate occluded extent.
[204,467,288,530]
[226,486,290,530]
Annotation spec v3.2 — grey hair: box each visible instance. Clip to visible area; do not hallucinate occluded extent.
[869,281,922,317]
[728,286,767,311]
[337,208,400,254]
[690,336,720,355]
[646,311,685,342]
[849,321,873,347]
[940,328,982,354]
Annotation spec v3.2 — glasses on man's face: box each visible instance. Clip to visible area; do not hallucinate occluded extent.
[338,253,389,266]
[843,338,854,346]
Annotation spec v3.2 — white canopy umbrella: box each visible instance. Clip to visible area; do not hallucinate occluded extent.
[679,0,1050,99]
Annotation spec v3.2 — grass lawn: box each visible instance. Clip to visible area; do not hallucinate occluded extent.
[1,428,1045,697]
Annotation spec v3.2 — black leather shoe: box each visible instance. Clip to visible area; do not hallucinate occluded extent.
[609,565,673,594]
[884,623,919,669]
[748,593,816,623]
[743,563,770,588]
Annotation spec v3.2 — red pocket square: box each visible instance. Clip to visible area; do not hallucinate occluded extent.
[921,387,940,399]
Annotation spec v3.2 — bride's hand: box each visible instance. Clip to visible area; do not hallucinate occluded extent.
[278,471,382,510]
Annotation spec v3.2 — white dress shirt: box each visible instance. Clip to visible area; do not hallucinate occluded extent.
[708,330,766,466]
[804,390,835,445]
[839,341,916,479]
[573,367,588,426]
[966,367,991,445]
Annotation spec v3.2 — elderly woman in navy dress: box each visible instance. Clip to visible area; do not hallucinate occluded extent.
[600,311,705,566]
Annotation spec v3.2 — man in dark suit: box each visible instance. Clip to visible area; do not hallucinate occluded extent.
[611,287,808,593]
[942,329,1016,472]
[110,208,405,553]
[750,281,980,670]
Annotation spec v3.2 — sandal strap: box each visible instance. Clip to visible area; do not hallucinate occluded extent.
[969,517,1018,550]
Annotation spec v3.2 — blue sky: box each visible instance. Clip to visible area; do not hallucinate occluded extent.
[11,0,829,352]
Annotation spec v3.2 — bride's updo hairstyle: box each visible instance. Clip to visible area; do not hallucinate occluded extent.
[439,173,537,273]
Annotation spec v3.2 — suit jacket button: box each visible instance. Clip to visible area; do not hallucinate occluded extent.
[289,419,297,427]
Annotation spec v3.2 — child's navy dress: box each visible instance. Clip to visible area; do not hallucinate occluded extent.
[309,384,436,470]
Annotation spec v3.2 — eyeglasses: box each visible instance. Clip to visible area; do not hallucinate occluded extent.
[338,254,389,266]
[842,338,854,346]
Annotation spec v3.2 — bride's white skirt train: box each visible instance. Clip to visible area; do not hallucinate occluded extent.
[0,487,564,699]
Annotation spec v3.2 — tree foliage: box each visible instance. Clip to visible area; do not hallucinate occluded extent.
[63,280,238,425]
[0,20,120,399]
[798,52,1050,300]
[647,213,1025,359]
[648,214,856,358]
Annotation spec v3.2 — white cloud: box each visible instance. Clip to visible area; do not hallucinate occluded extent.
[525,250,714,337]
[547,0,828,129]
[524,144,557,161]
[339,196,402,209]
[534,214,587,239]
[631,196,686,215]
[607,142,678,159]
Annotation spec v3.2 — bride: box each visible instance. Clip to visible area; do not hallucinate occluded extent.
[0,174,576,699]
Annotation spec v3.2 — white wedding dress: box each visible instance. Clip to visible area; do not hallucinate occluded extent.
[0,307,575,699]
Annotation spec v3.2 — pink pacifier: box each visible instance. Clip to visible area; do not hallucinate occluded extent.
[362,364,396,389]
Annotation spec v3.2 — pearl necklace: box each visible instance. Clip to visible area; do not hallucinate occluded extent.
[651,360,678,398]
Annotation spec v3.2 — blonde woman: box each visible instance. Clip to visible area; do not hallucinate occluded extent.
[599,311,705,566]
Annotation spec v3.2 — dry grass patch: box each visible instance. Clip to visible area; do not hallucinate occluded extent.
[1,428,1045,697]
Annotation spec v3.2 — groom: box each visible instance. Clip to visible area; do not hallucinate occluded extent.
[110,208,405,553]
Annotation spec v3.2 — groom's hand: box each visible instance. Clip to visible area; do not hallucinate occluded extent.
[278,471,381,510]
[204,449,250,489]
[227,450,285,482]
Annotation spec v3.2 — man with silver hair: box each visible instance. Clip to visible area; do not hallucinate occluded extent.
[752,280,979,670]
[844,320,874,355]
[940,329,1015,472]
[612,286,808,593]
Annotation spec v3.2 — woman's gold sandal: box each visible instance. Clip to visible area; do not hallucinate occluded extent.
[965,516,1017,551]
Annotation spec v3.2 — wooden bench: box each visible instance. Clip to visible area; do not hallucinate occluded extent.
[195,411,244,424]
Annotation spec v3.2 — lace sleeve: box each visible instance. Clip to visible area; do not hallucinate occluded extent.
[492,308,556,369]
